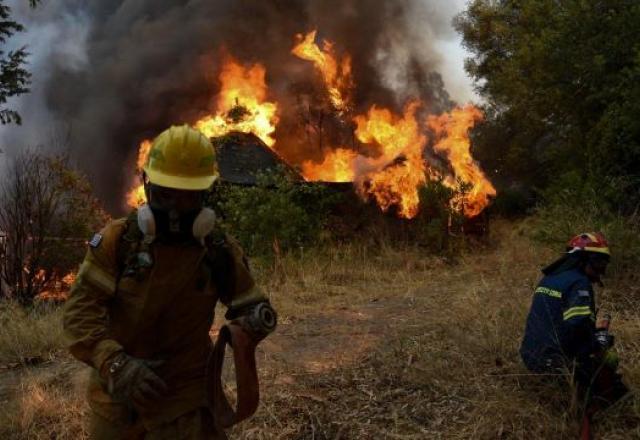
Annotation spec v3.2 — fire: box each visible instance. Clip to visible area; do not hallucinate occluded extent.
[126,139,151,208]
[354,102,427,219]
[427,105,497,217]
[301,103,427,219]
[301,148,357,182]
[292,30,353,112]
[125,58,279,209]
[122,31,496,220]
[62,271,76,286]
[35,270,76,302]
[196,56,279,147]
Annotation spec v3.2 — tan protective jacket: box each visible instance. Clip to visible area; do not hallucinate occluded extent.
[62,215,265,429]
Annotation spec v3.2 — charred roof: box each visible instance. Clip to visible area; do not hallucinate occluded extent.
[212,131,302,185]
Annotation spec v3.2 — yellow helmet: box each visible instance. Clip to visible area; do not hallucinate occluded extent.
[143,125,219,190]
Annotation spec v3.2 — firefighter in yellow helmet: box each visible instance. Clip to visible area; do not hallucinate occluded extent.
[63,125,276,439]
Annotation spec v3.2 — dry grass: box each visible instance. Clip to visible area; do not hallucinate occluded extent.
[1,219,639,439]
[0,302,65,365]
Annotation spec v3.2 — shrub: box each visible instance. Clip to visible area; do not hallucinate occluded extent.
[531,172,640,281]
[413,179,464,252]
[209,169,340,255]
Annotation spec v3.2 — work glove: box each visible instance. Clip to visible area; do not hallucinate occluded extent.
[103,352,168,407]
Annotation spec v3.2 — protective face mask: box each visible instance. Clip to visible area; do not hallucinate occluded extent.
[138,204,216,244]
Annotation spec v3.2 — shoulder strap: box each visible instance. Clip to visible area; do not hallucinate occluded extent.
[115,210,144,283]
[204,228,235,305]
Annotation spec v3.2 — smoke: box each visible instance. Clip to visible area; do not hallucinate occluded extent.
[1,0,471,214]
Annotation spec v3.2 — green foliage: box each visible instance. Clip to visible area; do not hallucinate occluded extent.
[210,169,340,255]
[456,0,640,208]
[531,174,640,280]
[414,179,461,252]
[0,1,38,124]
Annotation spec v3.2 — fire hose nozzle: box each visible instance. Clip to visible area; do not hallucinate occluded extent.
[242,302,277,337]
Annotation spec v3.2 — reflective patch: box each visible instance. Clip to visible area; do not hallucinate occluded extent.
[563,305,593,321]
[535,286,562,299]
[88,233,103,248]
[578,290,591,298]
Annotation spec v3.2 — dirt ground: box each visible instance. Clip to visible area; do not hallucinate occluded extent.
[1,222,639,439]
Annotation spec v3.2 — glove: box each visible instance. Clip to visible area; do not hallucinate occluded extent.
[594,329,615,352]
[102,352,168,407]
[602,349,620,369]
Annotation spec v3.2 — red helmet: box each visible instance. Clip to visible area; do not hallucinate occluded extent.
[567,232,610,256]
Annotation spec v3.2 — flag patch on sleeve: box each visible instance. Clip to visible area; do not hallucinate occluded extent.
[89,233,103,248]
[578,290,591,298]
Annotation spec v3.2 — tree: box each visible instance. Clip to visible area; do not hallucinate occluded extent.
[456,0,640,209]
[0,0,40,124]
[0,149,109,304]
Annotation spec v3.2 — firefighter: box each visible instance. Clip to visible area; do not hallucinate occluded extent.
[520,232,628,407]
[63,125,276,439]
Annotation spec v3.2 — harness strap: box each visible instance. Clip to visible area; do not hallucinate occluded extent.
[210,324,260,428]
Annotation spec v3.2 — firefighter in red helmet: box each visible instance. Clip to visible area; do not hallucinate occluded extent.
[520,232,628,409]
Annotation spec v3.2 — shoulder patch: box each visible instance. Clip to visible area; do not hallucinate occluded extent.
[577,290,591,298]
[89,233,103,248]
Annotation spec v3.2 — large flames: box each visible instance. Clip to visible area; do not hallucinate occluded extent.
[353,102,427,219]
[427,105,496,218]
[292,30,353,113]
[195,56,279,147]
[125,30,496,219]
[126,56,279,208]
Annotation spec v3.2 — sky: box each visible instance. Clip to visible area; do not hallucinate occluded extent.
[432,0,476,104]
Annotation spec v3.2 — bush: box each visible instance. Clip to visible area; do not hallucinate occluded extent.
[531,172,640,281]
[209,169,341,255]
[0,151,108,304]
[413,179,464,252]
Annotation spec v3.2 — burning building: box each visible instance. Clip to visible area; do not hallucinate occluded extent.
[125,35,495,224]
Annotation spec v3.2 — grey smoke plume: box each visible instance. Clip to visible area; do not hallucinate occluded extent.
[2,0,468,214]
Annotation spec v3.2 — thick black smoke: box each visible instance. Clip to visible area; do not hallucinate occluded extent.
[5,0,462,214]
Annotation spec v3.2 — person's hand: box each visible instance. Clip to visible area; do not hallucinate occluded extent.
[103,352,168,407]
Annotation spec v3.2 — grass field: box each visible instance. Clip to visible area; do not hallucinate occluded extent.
[0,220,638,439]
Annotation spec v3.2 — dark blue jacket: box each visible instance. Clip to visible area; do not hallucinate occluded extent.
[520,268,596,371]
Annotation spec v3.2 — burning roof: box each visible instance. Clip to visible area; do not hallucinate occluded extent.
[125,29,496,219]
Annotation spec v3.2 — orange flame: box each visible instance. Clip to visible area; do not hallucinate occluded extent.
[354,102,427,219]
[126,139,152,208]
[122,33,496,220]
[301,148,357,182]
[62,271,76,286]
[292,30,353,112]
[35,270,76,302]
[196,56,279,147]
[427,105,496,217]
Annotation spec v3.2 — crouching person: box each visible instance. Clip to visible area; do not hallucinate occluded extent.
[520,232,628,411]
[63,125,276,439]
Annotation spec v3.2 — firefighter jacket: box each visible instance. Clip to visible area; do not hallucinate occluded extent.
[62,213,266,430]
[520,268,597,371]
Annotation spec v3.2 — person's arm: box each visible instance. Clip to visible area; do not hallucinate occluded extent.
[211,233,276,336]
[560,281,596,360]
[62,222,124,372]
